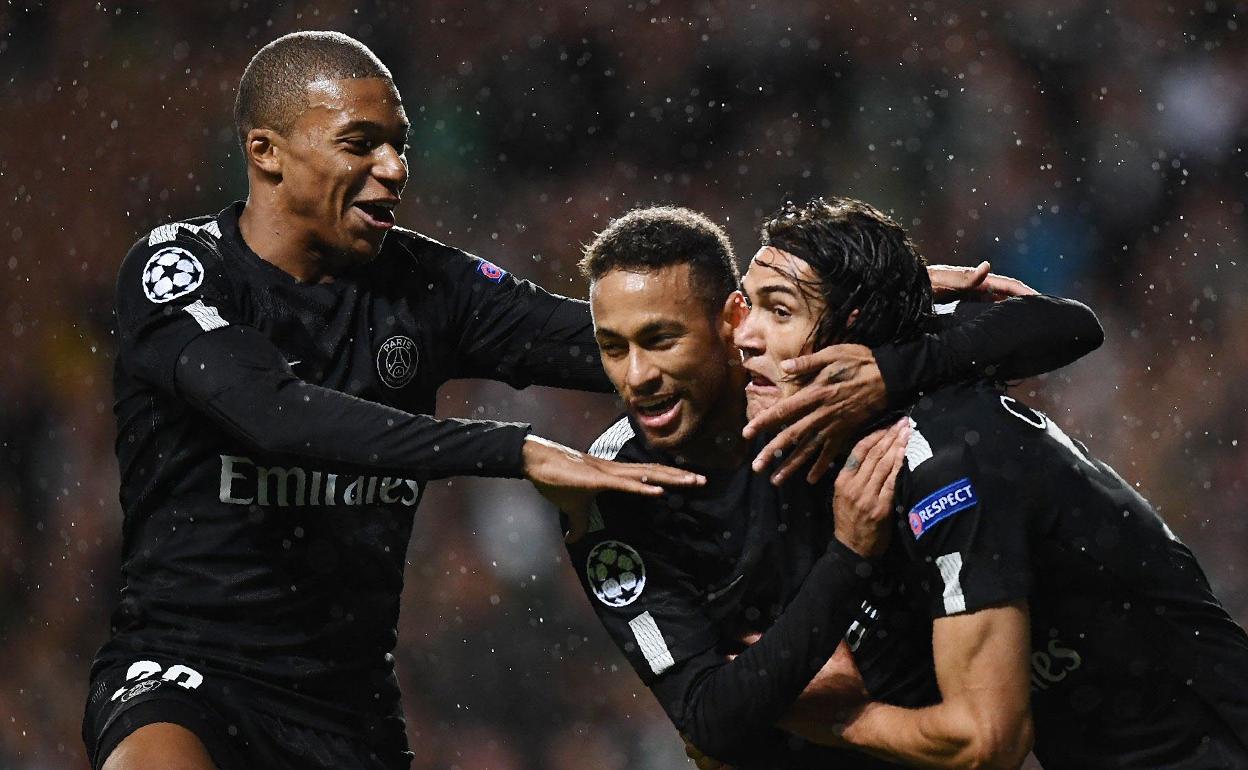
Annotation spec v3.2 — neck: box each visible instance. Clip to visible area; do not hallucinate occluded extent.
[238,191,342,283]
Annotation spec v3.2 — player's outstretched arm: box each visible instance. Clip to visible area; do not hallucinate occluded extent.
[834,603,1034,769]
[438,249,613,393]
[521,435,704,543]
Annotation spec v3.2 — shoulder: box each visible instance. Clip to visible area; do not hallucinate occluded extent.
[906,383,1030,463]
[117,214,230,303]
[380,227,511,284]
[902,384,1039,497]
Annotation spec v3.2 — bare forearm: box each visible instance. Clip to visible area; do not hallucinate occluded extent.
[836,700,1028,769]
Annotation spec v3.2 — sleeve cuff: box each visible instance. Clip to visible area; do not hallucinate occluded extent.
[484,423,534,478]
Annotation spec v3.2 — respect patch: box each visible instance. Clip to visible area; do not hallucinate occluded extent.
[908,478,977,539]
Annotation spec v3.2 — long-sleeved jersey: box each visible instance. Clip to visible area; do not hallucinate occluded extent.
[567,298,1105,768]
[92,203,611,738]
[896,382,1248,767]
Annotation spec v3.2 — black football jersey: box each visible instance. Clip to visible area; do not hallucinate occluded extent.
[95,203,609,736]
[567,417,936,769]
[896,382,1248,768]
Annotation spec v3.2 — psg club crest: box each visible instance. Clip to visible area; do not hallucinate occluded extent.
[586,540,646,607]
[141,247,204,303]
[376,335,419,389]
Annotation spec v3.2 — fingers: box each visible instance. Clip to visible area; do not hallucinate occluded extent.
[928,261,993,298]
[607,461,706,488]
[980,272,1037,298]
[880,425,909,500]
[602,475,666,496]
[751,408,827,472]
[742,386,829,439]
[927,261,987,295]
[853,422,899,484]
[769,434,823,486]
[806,436,840,484]
[866,420,909,494]
[966,261,991,288]
[837,425,890,479]
[778,345,843,377]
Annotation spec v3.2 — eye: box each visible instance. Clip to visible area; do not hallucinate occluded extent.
[344,137,374,153]
[646,332,682,350]
[770,304,792,319]
[597,340,626,358]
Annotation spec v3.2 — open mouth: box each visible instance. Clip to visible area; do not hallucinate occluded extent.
[631,394,683,430]
[353,201,397,229]
[743,369,780,399]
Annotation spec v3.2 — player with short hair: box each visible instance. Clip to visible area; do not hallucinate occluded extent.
[82,31,705,770]
[567,204,1105,768]
[734,196,1248,767]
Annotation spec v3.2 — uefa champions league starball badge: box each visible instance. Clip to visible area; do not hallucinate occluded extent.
[586,540,646,607]
[141,247,205,303]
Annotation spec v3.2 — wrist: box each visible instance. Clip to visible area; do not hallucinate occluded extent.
[824,537,877,578]
[832,525,888,560]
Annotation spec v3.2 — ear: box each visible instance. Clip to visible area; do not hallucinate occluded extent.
[244,128,283,177]
[720,290,749,340]
[845,307,860,330]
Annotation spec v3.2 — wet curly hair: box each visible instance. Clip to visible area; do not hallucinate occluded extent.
[760,196,933,349]
[579,205,740,318]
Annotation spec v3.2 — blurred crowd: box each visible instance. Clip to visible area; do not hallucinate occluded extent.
[2,0,1246,767]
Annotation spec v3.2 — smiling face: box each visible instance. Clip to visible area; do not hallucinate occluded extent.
[734,246,825,420]
[274,77,409,265]
[591,263,744,455]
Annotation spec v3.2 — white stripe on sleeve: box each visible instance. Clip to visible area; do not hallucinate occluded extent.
[629,611,676,675]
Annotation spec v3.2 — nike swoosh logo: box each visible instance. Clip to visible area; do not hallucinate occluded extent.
[286,359,302,367]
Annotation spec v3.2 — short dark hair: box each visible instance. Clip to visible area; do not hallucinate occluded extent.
[234,31,394,149]
[579,206,740,317]
[761,196,932,349]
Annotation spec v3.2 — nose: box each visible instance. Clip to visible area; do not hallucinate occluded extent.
[625,346,662,394]
[374,143,408,195]
[733,307,764,359]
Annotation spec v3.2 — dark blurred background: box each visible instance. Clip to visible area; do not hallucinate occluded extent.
[1,1,1246,767]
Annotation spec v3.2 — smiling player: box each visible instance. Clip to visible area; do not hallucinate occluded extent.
[566,205,1106,768]
[81,32,703,770]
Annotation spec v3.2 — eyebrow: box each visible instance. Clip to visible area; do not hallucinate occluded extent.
[594,319,684,340]
[753,284,801,300]
[337,119,412,136]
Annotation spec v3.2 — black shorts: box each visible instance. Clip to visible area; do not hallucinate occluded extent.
[83,655,412,770]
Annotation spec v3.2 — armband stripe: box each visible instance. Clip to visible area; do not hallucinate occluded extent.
[904,419,933,470]
[589,417,634,460]
[183,300,229,332]
[629,611,675,675]
[936,552,966,614]
[148,220,221,246]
